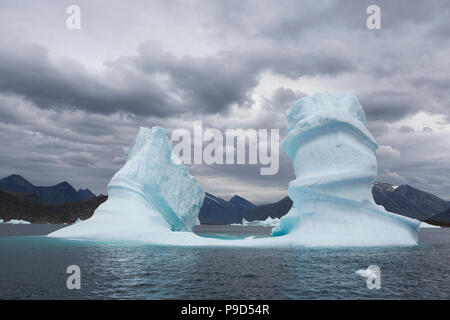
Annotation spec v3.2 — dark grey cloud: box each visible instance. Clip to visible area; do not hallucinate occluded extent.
[61,152,97,168]
[0,0,449,201]
[379,155,450,201]
[0,36,354,119]
[399,126,415,133]
[0,102,130,194]
[206,0,448,41]
[429,17,450,41]
[133,40,354,110]
[0,42,182,117]
[269,88,308,110]
[367,121,389,138]
[359,91,422,122]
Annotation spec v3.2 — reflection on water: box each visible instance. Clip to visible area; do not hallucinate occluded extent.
[0,228,449,299]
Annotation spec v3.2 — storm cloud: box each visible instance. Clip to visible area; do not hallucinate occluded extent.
[0,0,449,202]
[0,36,355,118]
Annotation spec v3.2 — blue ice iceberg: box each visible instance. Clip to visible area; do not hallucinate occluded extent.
[49,92,419,247]
[273,91,419,246]
[49,127,205,241]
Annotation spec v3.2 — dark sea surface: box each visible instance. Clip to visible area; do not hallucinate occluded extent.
[0,226,449,299]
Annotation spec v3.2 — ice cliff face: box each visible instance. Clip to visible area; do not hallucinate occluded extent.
[49,127,205,241]
[273,91,419,246]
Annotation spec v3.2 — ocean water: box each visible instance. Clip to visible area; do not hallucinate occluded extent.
[0,228,449,299]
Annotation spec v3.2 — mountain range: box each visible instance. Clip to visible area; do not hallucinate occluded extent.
[426,208,450,226]
[0,174,96,205]
[0,188,106,224]
[0,174,449,226]
[199,182,450,226]
[198,193,255,224]
[241,196,293,222]
[371,182,449,221]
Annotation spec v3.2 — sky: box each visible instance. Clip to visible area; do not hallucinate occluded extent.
[0,0,449,204]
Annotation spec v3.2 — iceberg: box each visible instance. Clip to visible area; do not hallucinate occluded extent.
[49,91,419,248]
[49,127,205,241]
[273,91,419,246]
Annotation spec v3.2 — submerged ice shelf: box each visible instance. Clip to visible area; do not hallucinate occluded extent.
[49,92,419,247]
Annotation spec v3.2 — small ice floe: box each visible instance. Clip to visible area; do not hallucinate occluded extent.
[244,236,256,240]
[242,217,280,228]
[116,258,129,262]
[0,219,31,224]
[419,222,441,228]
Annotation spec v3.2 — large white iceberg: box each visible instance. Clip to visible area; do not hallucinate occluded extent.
[49,127,205,241]
[49,92,419,247]
[272,91,419,246]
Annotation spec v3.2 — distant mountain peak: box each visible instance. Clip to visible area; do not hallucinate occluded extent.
[241,196,293,222]
[372,182,450,221]
[230,194,244,201]
[0,174,34,187]
[199,193,255,225]
[229,194,255,207]
[77,188,96,200]
[57,181,72,187]
[53,181,78,194]
[0,174,95,205]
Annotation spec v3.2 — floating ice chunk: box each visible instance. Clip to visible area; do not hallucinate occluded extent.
[274,91,419,246]
[49,127,205,241]
[419,222,441,228]
[0,219,31,224]
[242,217,280,228]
